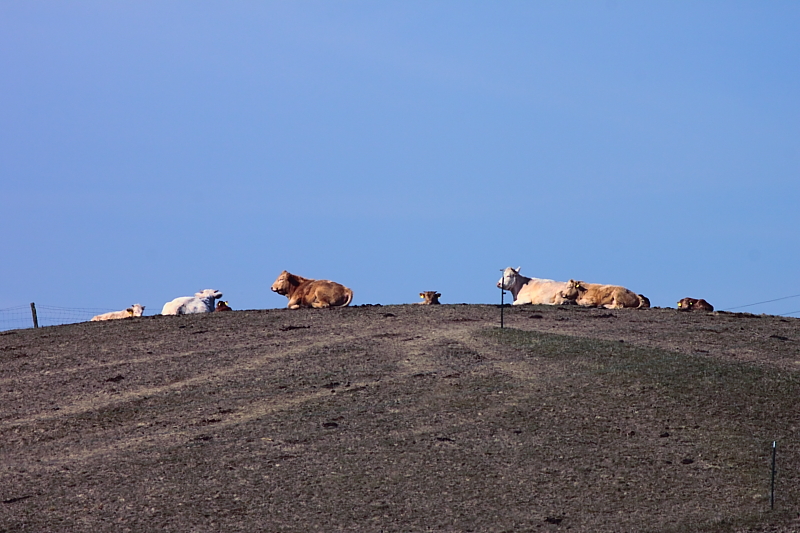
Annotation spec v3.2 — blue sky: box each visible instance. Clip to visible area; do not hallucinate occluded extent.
[2,1,799,315]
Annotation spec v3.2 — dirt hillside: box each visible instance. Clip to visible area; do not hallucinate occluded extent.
[2,304,799,532]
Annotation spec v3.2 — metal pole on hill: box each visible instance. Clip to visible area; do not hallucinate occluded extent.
[30,303,39,329]
[500,286,505,329]
[771,441,777,510]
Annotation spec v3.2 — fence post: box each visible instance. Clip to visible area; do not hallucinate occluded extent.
[30,302,39,328]
[771,440,777,510]
[500,287,505,329]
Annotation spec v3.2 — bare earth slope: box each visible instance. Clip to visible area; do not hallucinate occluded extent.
[1,304,799,532]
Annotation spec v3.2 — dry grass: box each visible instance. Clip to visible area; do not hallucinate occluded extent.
[1,304,799,532]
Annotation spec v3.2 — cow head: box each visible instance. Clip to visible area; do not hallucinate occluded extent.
[419,291,441,304]
[128,304,145,317]
[271,270,295,295]
[560,280,584,301]
[677,297,697,311]
[497,267,522,290]
[196,289,223,301]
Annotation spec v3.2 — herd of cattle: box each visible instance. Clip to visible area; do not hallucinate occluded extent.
[497,267,712,311]
[89,267,714,322]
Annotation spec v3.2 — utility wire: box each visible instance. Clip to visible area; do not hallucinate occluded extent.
[722,293,800,311]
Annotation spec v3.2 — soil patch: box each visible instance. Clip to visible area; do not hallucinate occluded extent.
[2,304,799,532]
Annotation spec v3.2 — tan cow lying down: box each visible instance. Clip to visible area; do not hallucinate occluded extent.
[561,280,650,309]
[677,297,714,312]
[271,270,353,309]
[91,304,145,321]
[418,291,441,305]
[497,267,573,305]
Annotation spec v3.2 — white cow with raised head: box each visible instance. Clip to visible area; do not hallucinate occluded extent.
[161,289,223,315]
[497,267,573,305]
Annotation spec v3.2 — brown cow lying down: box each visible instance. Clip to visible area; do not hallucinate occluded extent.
[215,301,232,312]
[561,280,650,309]
[677,297,714,312]
[418,291,441,305]
[271,270,353,309]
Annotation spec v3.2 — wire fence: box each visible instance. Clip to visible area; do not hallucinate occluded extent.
[0,304,160,332]
[722,293,800,313]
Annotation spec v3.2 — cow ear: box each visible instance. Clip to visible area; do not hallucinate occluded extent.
[126,308,134,315]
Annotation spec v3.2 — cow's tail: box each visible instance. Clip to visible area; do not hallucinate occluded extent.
[343,288,354,307]
[637,294,651,309]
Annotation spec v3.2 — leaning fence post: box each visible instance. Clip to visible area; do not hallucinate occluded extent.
[30,302,39,328]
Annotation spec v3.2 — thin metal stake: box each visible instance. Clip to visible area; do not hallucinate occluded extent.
[500,286,505,329]
[771,441,777,510]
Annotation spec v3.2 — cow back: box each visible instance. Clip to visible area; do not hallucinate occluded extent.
[515,278,572,305]
[574,282,641,309]
[295,279,352,308]
[678,297,713,312]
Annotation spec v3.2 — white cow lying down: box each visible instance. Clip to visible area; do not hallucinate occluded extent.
[497,267,573,305]
[91,304,145,321]
[161,289,223,315]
